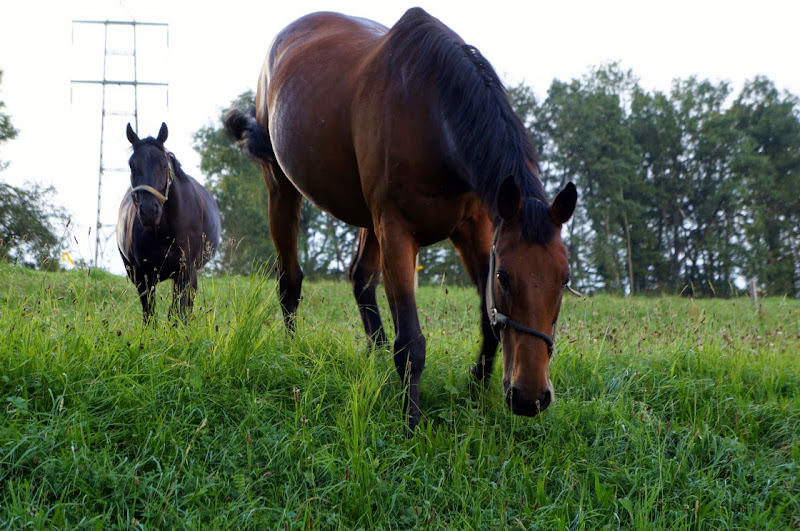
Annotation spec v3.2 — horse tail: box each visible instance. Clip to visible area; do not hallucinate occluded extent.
[223,105,276,164]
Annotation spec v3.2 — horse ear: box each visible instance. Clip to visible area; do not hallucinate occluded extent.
[550,182,577,225]
[126,123,139,145]
[157,122,168,144]
[497,175,521,222]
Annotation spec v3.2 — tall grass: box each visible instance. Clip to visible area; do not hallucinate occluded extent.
[1,263,798,529]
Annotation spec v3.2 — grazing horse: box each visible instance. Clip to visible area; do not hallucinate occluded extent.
[224,8,576,430]
[117,122,221,322]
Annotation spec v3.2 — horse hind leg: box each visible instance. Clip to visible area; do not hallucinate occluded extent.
[348,227,387,350]
[265,162,304,332]
[225,98,302,331]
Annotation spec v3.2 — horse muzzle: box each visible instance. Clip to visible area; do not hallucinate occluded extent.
[504,381,554,416]
[135,201,163,227]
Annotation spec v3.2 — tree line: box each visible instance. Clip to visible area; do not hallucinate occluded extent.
[521,63,800,297]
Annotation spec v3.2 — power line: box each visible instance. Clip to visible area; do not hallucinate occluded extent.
[70,19,169,269]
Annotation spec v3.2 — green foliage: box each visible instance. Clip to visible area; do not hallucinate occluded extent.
[731,77,800,296]
[0,69,19,172]
[536,64,643,293]
[532,64,800,297]
[0,181,68,270]
[1,264,798,528]
[0,70,67,271]
[193,91,275,275]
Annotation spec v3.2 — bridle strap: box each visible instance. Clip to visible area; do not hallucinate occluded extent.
[130,157,174,205]
[487,226,555,358]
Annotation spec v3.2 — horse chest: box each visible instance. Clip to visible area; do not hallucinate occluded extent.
[131,229,187,270]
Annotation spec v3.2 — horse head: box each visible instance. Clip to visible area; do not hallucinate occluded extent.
[126,122,173,227]
[489,177,577,416]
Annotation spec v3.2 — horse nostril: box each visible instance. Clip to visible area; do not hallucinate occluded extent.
[537,389,552,411]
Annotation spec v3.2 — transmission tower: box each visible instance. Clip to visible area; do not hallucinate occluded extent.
[71,19,169,269]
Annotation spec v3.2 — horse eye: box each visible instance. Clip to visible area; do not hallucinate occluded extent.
[496,270,511,291]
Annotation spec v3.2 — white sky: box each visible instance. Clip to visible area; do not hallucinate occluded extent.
[1,0,799,273]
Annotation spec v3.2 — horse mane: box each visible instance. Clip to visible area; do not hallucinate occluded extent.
[384,8,554,244]
[130,136,188,183]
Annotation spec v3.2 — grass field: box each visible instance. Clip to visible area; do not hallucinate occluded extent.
[1,263,798,529]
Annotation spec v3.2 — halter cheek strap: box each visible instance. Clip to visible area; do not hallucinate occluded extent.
[130,159,174,205]
[486,226,555,358]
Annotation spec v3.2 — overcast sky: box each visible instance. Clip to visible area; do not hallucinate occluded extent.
[1,0,799,273]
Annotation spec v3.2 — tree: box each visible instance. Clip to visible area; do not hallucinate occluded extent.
[674,78,741,296]
[731,77,800,296]
[538,64,643,294]
[0,182,67,269]
[629,78,743,295]
[193,93,274,275]
[1,69,19,171]
[1,69,67,269]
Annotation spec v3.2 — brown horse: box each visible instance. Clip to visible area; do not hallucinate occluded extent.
[117,122,221,322]
[224,8,576,430]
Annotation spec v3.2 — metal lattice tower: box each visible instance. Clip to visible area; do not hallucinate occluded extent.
[71,20,169,269]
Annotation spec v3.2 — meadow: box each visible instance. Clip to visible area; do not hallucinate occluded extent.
[0,263,798,529]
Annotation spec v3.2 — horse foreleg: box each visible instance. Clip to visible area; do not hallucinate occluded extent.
[450,212,498,383]
[135,272,157,324]
[170,272,197,322]
[265,163,304,332]
[377,220,425,432]
[348,227,387,349]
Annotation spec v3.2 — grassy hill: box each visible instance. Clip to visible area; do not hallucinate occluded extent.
[1,263,798,528]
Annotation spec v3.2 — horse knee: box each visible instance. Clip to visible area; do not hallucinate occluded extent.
[350,269,374,301]
[348,266,364,296]
[393,334,426,378]
[278,265,303,294]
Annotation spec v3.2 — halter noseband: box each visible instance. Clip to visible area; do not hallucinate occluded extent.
[130,157,174,205]
[486,226,555,358]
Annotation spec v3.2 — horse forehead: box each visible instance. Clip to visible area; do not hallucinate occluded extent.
[501,231,568,272]
[131,144,167,169]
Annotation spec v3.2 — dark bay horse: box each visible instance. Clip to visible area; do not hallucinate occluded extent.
[117,122,221,322]
[224,8,576,430]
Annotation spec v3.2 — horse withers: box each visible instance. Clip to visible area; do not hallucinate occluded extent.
[117,122,221,322]
[225,8,577,431]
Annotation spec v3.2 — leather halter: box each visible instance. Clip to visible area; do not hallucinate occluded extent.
[130,157,174,204]
[486,225,555,358]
